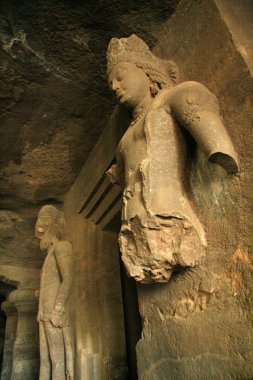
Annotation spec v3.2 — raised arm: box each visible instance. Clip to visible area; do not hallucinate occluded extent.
[152,81,238,174]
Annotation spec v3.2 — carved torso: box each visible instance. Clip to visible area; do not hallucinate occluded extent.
[39,246,61,321]
[110,80,238,284]
[38,240,73,325]
[118,114,147,222]
[118,105,195,222]
[117,89,206,283]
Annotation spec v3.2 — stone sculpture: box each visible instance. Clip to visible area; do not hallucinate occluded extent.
[106,34,238,284]
[35,205,74,380]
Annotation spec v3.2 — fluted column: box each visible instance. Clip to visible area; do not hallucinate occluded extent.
[9,289,39,380]
[0,301,17,380]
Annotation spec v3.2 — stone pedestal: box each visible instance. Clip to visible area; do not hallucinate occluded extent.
[0,301,17,380]
[9,289,39,380]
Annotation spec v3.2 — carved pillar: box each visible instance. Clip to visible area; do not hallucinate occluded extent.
[0,301,17,380]
[9,289,39,380]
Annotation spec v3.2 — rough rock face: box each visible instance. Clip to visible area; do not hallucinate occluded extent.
[0,0,179,206]
[0,3,181,376]
[0,209,44,269]
[3,1,252,379]
[0,0,180,295]
[135,1,253,379]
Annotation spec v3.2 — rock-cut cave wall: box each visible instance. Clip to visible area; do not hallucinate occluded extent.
[0,0,181,378]
[0,0,252,379]
[63,0,253,378]
[135,0,253,379]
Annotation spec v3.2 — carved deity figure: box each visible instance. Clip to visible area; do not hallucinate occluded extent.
[35,205,74,380]
[106,34,238,284]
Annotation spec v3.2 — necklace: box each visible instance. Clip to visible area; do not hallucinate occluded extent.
[130,111,145,126]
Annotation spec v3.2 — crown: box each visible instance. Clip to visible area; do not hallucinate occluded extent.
[106,34,180,88]
[38,205,63,224]
[107,35,167,79]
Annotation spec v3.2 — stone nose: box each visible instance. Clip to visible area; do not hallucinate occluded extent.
[111,79,120,91]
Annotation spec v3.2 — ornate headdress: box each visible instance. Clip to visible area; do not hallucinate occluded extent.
[107,34,179,92]
[36,205,66,239]
[38,205,63,224]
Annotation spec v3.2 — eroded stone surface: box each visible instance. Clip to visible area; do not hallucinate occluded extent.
[9,289,39,380]
[0,0,181,315]
[35,205,74,380]
[62,212,128,380]
[0,209,44,270]
[106,34,238,284]
[0,0,180,206]
[134,0,253,378]
[0,2,181,377]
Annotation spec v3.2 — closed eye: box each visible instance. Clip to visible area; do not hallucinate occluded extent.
[117,69,128,81]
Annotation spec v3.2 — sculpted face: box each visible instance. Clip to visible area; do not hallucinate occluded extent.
[35,215,55,251]
[108,61,151,109]
[35,215,52,237]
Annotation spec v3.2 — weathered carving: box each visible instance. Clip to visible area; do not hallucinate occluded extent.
[35,205,74,380]
[106,34,238,284]
[9,289,39,380]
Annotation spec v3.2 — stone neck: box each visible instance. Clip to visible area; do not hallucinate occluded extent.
[131,96,152,122]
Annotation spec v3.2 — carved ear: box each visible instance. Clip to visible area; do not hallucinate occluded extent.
[165,60,180,85]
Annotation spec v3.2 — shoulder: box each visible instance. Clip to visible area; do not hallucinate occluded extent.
[172,81,217,99]
[148,81,218,114]
[54,240,73,258]
[168,81,219,112]
[173,81,208,91]
[168,81,214,99]
[152,81,209,98]
[149,81,211,107]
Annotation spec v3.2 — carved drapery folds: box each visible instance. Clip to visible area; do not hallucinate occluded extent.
[106,34,238,284]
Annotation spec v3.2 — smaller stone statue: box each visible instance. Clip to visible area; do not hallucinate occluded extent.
[35,205,74,380]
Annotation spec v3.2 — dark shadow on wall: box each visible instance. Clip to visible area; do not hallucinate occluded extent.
[120,259,142,380]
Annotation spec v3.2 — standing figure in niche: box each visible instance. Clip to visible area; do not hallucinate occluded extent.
[35,205,74,380]
[106,34,238,284]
